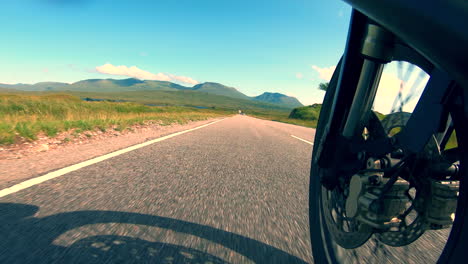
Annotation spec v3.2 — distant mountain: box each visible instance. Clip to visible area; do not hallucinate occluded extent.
[69,90,292,112]
[67,79,190,92]
[0,82,68,91]
[192,82,251,100]
[68,79,147,92]
[0,78,303,108]
[35,82,70,91]
[140,80,190,91]
[253,92,303,108]
[0,87,24,93]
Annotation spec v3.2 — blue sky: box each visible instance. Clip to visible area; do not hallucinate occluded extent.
[0,0,352,105]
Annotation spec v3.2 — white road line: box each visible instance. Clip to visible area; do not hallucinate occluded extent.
[290,135,314,145]
[0,118,227,198]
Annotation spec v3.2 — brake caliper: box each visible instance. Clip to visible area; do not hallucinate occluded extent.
[345,158,409,229]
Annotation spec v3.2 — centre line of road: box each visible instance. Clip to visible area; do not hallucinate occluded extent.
[0,118,227,198]
[290,135,314,145]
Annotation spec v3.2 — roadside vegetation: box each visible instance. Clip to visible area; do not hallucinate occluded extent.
[67,90,291,112]
[256,114,318,128]
[258,104,323,128]
[0,93,228,145]
[3,91,454,149]
[289,104,321,120]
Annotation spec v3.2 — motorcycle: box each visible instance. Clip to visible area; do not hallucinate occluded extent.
[309,1,468,263]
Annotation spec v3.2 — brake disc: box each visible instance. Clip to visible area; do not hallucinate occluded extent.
[376,111,435,246]
[320,112,389,249]
[381,111,441,160]
[322,187,374,249]
[376,214,426,247]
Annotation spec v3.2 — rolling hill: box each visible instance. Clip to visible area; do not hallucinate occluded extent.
[0,82,69,91]
[191,82,251,100]
[253,92,303,108]
[67,90,292,112]
[0,78,303,109]
[67,79,190,92]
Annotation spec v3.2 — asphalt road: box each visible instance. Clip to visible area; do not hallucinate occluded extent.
[0,115,452,263]
[0,116,316,263]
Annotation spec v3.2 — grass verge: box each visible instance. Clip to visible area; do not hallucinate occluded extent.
[0,93,228,145]
[247,110,317,128]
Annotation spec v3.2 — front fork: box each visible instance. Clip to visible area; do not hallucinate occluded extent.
[317,11,461,237]
[317,17,394,189]
[342,23,392,138]
[318,12,456,187]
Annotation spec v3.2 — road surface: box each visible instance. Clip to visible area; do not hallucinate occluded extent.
[0,116,316,263]
[0,115,451,263]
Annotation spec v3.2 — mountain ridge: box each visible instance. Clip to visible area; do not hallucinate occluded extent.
[0,78,303,108]
[253,92,303,108]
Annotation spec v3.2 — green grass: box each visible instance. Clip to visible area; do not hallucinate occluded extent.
[0,93,229,145]
[1,91,460,153]
[0,90,298,145]
[248,109,318,128]
[247,104,321,128]
[66,90,291,112]
[446,131,458,149]
[276,118,318,128]
[288,104,321,121]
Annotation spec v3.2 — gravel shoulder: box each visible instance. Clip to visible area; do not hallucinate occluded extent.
[0,117,227,190]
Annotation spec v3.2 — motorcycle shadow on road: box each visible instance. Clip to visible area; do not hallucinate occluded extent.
[0,203,307,264]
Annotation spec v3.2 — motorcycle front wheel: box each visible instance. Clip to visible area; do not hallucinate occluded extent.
[309,61,468,263]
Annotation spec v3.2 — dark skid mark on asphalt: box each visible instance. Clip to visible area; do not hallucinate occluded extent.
[0,203,307,264]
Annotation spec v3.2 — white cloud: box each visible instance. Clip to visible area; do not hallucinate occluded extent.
[295,72,303,79]
[96,63,171,81]
[310,63,429,114]
[311,65,336,81]
[95,63,199,85]
[168,74,199,85]
[372,73,402,114]
[373,71,429,114]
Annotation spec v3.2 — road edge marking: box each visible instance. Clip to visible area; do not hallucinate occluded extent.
[0,118,227,198]
[290,135,314,145]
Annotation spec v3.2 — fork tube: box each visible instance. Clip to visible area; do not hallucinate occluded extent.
[342,23,393,138]
[342,60,383,138]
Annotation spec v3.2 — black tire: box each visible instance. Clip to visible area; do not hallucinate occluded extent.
[309,60,343,263]
[309,65,468,263]
[437,87,468,263]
